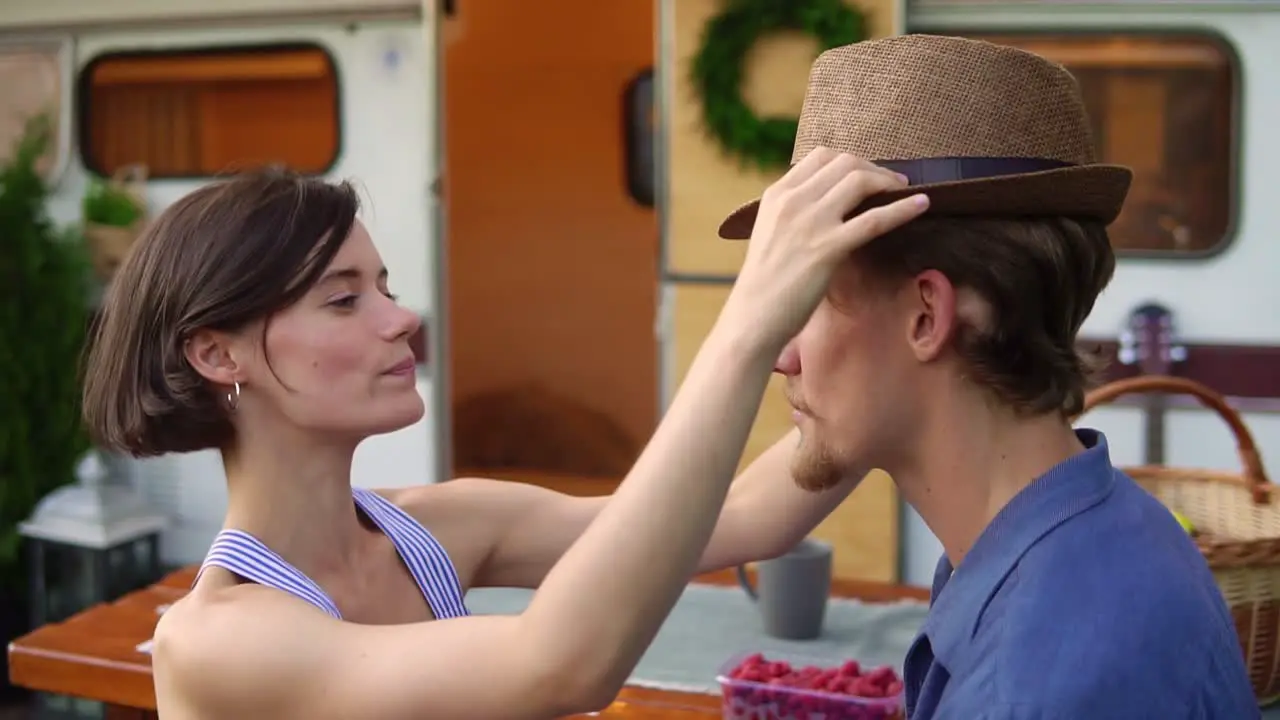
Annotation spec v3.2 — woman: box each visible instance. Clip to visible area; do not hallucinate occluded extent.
[81,148,926,720]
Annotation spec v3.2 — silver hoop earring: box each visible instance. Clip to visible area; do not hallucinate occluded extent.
[227,381,241,411]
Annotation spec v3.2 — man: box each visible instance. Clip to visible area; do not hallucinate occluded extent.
[713,34,1258,719]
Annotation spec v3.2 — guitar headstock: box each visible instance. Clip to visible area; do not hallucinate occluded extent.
[1117,302,1186,376]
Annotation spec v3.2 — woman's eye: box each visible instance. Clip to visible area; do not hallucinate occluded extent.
[328,291,396,309]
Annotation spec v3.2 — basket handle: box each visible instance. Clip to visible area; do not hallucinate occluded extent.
[1081,375,1272,504]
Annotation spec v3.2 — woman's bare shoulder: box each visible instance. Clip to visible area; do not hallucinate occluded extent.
[153,576,342,718]
[160,574,317,630]
[373,479,523,576]
[387,476,575,525]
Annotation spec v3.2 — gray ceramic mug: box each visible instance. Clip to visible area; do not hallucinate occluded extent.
[736,537,833,640]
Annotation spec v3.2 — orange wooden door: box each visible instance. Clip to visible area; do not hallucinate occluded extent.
[444,1,658,484]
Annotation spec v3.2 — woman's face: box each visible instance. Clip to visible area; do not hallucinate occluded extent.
[220,221,425,441]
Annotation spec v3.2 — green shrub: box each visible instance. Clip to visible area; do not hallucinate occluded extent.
[0,114,93,596]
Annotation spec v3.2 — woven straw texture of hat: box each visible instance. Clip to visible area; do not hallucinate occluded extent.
[718,34,1133,239]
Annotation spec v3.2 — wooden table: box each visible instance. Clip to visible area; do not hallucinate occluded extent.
[8,567,928,719]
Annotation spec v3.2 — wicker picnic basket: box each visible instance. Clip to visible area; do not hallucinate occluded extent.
[1082,374,1280,704]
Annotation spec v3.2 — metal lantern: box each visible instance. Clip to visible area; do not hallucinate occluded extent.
[20,450,167,625]
[18,450,168,719]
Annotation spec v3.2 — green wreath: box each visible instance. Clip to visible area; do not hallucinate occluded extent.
[690,0,865,170]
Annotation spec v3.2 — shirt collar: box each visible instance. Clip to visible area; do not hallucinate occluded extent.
[921,428,1117,666]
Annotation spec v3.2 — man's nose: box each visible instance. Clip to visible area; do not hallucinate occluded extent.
[774,341,800,376]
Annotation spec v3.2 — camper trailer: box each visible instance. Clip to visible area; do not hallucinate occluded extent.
[0,0,1276,592]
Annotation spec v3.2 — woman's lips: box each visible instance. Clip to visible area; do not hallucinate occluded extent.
[384,357,416,376]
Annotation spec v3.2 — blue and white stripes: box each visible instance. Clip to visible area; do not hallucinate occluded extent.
[195,487,469,620]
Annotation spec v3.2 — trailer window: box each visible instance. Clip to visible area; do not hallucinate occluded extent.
[78,44,340,179]
[0,43,68,180]
[956,32,1238,257]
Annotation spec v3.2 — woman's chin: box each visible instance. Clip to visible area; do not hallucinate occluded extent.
[385,393,427,429]
[353,394,427,438]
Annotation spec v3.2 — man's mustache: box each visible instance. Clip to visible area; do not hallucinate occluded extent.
[784,386,810,415]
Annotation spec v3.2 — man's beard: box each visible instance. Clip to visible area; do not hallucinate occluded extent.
[790,431,848,492]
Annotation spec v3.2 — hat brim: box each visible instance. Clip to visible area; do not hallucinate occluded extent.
[717,164,1134,240]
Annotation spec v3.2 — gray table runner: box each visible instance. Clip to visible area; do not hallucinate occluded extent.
[464,583,927,694]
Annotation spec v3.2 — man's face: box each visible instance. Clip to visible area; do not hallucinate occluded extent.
[774,261,924,491]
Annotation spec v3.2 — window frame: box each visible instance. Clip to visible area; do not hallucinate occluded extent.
[913,27,1245,261]
[0,35,75,187]
[75,40,345,180]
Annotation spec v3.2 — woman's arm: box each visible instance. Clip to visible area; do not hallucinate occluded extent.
[408,428,865,590]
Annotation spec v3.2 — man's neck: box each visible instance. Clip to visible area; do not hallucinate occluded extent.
[893,405,1086,568]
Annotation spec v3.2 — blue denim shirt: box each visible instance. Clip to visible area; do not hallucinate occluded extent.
[904,429,1258,720]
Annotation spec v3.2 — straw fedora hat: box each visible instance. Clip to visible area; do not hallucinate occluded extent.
[717,34,1133,240]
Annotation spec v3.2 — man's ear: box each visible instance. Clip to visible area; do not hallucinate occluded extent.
[905,269,960,363]
[184,329,242,387]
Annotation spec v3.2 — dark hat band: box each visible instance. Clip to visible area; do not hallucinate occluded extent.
[874,156,1076,185]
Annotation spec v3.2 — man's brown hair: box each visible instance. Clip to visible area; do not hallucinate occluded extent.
[82,168,360,457]
[857,216,1116,417]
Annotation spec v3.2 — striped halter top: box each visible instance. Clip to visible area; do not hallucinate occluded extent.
[195,487,469,620]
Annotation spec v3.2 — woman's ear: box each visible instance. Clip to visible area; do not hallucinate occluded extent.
[184,329,241,386]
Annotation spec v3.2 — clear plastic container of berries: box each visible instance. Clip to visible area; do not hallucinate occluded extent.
[716,651,906,720]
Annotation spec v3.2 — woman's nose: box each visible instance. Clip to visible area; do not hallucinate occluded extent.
[381,300,422,340]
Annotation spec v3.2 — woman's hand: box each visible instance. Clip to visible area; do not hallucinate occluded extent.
[720,148,930,350]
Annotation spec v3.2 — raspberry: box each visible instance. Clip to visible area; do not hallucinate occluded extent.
[721,654,905,720]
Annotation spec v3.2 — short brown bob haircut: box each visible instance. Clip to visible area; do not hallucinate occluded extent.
[82,168,360,457]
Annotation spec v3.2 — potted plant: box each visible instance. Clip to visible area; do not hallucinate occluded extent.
[81,164,147,283]
[0,114,93,700]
